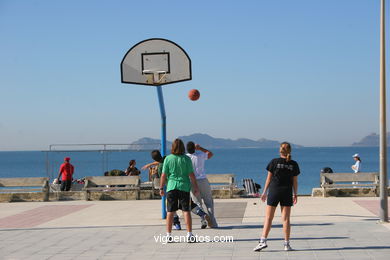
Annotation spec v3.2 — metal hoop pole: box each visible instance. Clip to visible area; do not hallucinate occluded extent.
[379,0,388,223]
[156,85,167,219]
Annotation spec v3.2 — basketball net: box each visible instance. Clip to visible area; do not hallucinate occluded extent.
[144,70,167,85]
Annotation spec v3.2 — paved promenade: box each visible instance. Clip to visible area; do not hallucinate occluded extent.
[0,197,389,260]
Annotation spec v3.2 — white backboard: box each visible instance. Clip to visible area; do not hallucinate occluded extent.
[121,38,192,86]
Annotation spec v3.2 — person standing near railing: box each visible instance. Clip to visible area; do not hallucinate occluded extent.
[351,153,362,185]
[125,160,141,176]
[351,154,362,173]
[57,157,74,191]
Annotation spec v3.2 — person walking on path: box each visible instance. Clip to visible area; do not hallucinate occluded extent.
[253,142,300,252]
[351,153,362,173]
[351,153,362,185]
[159,139,200,242]
[186,141,218,228]
[57,157,75,191]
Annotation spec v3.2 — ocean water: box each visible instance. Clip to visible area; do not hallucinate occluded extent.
[0,147,388,195]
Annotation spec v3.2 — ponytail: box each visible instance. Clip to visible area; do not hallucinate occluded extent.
[280,142,292,161]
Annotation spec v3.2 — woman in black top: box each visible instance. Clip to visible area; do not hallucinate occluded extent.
[254,142,300,252]
[125,160,141,176]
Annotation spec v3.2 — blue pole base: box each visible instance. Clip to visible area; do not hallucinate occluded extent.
[162,192,167,219]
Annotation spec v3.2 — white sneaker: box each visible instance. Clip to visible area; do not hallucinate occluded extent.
[253,240,267,251]
[284,242,293,251]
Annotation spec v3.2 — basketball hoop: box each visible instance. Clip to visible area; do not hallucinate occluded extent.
[121,38,191,86]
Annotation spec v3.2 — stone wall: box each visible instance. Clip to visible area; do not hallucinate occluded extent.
[50,191,85,201]
[0,192,47,202]
[1,187,388,202]
[0,188,245,202]
[312,187,390,197]
[86,190,139,201]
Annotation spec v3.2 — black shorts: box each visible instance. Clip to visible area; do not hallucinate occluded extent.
[166,190,191,212]
[267,186,293,207]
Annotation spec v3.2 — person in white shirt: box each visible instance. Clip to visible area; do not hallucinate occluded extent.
[186,142,218,228]
[351,153,361,185]
[351,154,361,173]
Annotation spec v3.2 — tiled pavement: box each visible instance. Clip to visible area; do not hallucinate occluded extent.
[0,197,389,259]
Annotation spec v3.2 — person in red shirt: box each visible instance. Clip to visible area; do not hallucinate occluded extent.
[57,157,75,191]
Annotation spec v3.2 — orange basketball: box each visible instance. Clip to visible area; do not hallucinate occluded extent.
[188,89,200,101]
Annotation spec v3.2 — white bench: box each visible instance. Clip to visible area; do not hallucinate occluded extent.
[0,177,50,201]
[320,172,379,197]
[206,174,235,198]
[83,176,141,200]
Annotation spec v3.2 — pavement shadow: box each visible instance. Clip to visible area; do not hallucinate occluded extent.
[235,236,348,242]
[295,245,390,251]
[294,214,378,219]
[217,224,262,230]
[326,214,379,218]
[218,223,333,230]
[0,224,166,232]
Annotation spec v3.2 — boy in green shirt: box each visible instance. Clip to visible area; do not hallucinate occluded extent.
[160,139,199,242]
[142,149,211,230]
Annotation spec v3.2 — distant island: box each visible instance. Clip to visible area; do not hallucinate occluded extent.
[352,132,390,147]
[129,132,390,149]
[130,133,303,150]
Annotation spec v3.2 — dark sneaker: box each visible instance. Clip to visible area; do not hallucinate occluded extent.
[253,240,267,251]
[187,234,197,243]
[201,218,207,229]
[173,223,181,230]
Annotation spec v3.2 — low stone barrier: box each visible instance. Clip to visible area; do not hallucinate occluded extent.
[0,175,246,202]
[0,192,48,202]
[49,191,85,201]
[0,188,245,202]
[312,187,390,197]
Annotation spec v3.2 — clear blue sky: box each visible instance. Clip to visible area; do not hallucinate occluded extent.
[0,0,388,150]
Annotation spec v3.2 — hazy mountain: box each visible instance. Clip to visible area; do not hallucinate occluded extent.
[130,133,302,149]
[352,132,390,146]
[130,137,171,150]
